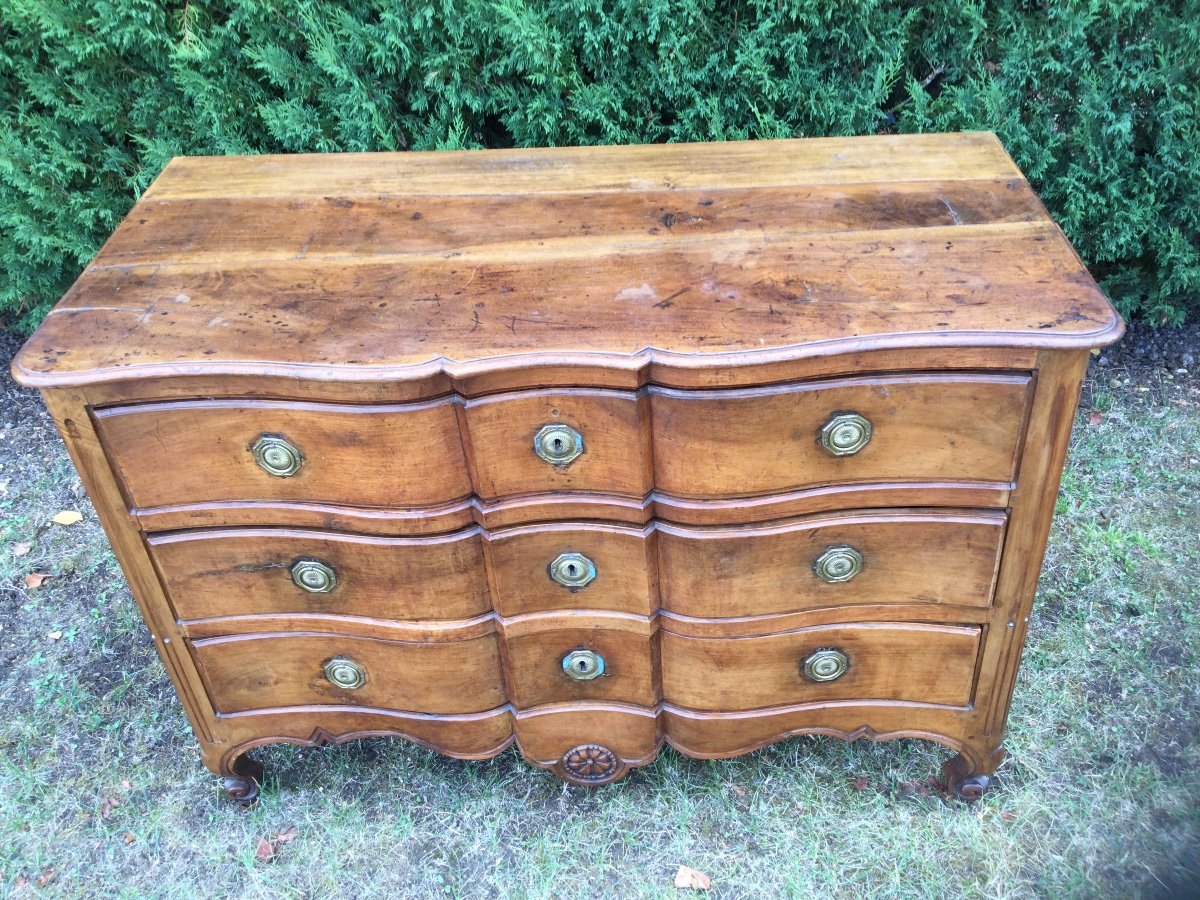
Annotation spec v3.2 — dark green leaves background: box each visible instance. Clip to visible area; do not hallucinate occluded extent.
[2,0,1197,330]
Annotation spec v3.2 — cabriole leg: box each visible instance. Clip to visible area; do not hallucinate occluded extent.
[942,745,1005,802]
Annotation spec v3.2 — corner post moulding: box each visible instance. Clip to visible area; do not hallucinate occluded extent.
[13,133,1123,803]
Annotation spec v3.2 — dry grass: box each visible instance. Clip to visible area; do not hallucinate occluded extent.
[1,341,1196,898]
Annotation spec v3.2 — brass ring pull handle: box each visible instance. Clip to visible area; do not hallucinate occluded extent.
[562,649,605,681]
[813,546,863,583]
[803,648,849,682]
[252,434,303,476]
[290,559,338,593]
[324,657,366,690]
[549,552,596,588]
[819,413,872,456]
[533,423,584,465]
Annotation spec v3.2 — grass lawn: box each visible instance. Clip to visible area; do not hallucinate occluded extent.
[1,337,1196,898]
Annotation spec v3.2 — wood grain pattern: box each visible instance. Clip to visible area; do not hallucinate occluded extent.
[12,135,1120,392]
[148,527,490,622]
[192,632,505,714]
[657,510,1006,617]
[462,389,653,499]
[94,398,470,510]
[652,375,1031,497]
[661,623,981,710]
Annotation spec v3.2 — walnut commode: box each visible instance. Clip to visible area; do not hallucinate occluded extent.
[13,134,1123,803]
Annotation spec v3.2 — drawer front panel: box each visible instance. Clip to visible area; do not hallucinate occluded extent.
[658,511,1005,618]
[504,625,656,709]
[661,623,980,710]
[463,389,652,499]
[149,528,491,622]
[95,399,470,509]
[192,632,505,714]
[651,374,1030,498]
[488,524,655,616]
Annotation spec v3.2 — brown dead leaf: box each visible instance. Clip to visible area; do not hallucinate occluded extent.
[255,837,276,864]
[123,832,135,845]
[274,826,299,845]
[849,775,871,791]
[1000,810,1017,821]
[14,876,28,888]
[24,572,49,589]
[674,865,711,890]
[120,779,132,790]
[36,867,56,887]
[51,510,83,526]
[1087,410,1104,426]
[12,542,31,557]
[899,779,932,797]
[731,785,747,798]
[100,795,121,819]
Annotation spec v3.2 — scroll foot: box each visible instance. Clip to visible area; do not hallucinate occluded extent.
[941,747,1003,803]
[221,754,264,807]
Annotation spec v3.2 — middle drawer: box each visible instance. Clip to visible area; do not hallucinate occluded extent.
[151,509,1006,624]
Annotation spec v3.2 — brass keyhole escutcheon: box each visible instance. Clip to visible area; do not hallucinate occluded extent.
[802,648,849,683]
[818,413,872,456]
[562,649,605,681]
[813,546,862,583]
[290,559,338,593]
[324,657,367,690]
[549,552,596,589]
[252,434,303,476]
[533,423,584,466]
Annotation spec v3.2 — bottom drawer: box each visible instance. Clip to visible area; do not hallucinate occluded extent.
[191,632,506,715]
[661,623,981,711]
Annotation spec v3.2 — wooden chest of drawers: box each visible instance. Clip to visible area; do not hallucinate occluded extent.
[13,133,1123,802]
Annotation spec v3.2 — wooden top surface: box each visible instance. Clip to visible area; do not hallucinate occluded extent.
[14,132,1122,388]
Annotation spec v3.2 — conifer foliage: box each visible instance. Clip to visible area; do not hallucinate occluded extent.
[2,1,1197,330]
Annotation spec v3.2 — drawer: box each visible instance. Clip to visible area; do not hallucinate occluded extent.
[149,527,491,622]
[94,398,471,509]
[503,618,656,709]
[488,523,655,616]
[658,510,1005,617]
[191,632,505,714]
[463,389,652,499]
[661,623,981,710]
[651,374,1031,498]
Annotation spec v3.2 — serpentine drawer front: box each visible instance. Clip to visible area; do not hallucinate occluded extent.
[13,134,1122,802]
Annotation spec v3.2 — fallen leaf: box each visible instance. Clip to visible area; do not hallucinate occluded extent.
[849,776,871,791]
[899,779,932,797]
[274,826,299,845]
[1087,410,1103,426]
[12,542,31,557]
[123,832,136,845]
[51,510,83,526]
[24,572,49,589]
[37,867,56,887]
[14,876,27,888]
[120,779,132,790]
[48,630,63,641]
[256,837,276,864]
[674,865,711,890]
[100,795,121,818]
[731,785,747,798]
[1000,810,1017,821]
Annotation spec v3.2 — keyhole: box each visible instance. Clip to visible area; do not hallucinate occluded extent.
[575,660,588,672]
[552,437,564,451]
[566,563,579,577]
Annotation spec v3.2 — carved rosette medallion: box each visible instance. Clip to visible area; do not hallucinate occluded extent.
[558,743,622,785]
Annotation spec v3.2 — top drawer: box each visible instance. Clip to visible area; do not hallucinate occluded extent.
[651,373,1031,498]
[94,372,1030,515]
[94,399,472,510]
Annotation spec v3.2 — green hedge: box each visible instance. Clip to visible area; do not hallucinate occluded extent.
[2,0,1197,331]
